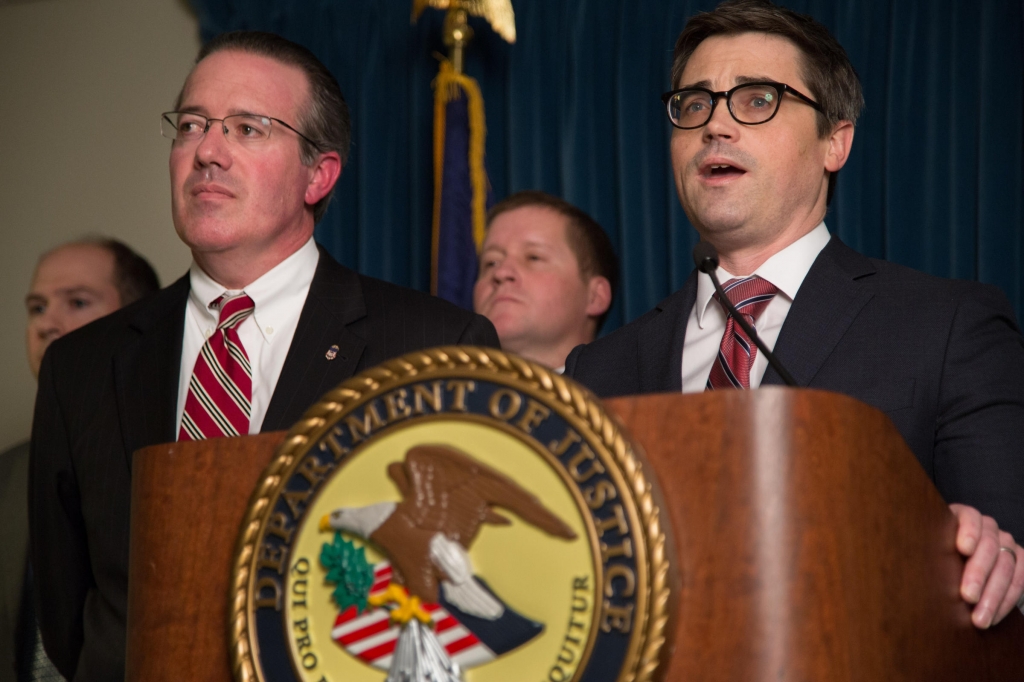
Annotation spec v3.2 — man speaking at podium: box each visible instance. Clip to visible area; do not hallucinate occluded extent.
[566,0,1024,629]
[29,32,497,682]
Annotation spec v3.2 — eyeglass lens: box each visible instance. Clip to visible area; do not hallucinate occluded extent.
[161,113,274,144]
[667,84,781,129]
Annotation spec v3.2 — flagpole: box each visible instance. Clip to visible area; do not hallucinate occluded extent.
[442,6,473,75]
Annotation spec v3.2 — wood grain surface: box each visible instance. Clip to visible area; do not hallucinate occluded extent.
[126,431,287,682]
[604,388,1024,682]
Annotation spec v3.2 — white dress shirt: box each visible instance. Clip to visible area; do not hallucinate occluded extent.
[681,223,830,393]
[176,238,320,436]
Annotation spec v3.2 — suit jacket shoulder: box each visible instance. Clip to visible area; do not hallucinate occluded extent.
[766,236,1023,400]
[566,271,697,398]
[261,250,499,430]
[354,270,500,362]
[42,276,190,451]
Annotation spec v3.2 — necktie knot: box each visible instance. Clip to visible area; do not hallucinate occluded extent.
[213,293,255,331]
[715,275,779,322]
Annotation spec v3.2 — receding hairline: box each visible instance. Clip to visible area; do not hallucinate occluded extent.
[174,48,313,116]
[36,240,117,269]
[31,242,119,296]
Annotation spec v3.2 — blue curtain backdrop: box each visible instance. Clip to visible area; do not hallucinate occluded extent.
[188,0,1024,330]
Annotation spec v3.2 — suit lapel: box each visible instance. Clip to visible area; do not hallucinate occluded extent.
[638,271,697,393]
[113,276,189,468]
[261,251,367,431]
[763,237,876,386]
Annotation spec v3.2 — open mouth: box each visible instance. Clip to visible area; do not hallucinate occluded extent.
[704,163,746,179]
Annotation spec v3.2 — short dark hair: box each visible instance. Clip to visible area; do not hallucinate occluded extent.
[178,31,351,223]
[486,191,619,331]
[672,0,864,201]
[49,238,160,306]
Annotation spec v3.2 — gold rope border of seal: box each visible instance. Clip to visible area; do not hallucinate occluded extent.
[228,346,671,682]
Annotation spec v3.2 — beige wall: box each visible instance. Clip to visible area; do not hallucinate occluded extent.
[0,0,200,451]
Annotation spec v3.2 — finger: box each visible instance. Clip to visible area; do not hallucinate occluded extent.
[950,503,982,556]
[992,539,1024,626]
[971,537,1017,628]
[961,514,1000,605]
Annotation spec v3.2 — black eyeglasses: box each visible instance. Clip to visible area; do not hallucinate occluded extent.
[160,111,323,150]
[661,81,822,130]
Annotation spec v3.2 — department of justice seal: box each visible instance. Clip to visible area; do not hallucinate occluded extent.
[229,347,672,682]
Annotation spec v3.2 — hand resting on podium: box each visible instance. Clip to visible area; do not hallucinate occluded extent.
[950,503,1024,628]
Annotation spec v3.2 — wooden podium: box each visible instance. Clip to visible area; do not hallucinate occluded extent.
[125,389,1024,681]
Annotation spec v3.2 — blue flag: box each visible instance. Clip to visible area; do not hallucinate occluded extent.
[431,62,490,310]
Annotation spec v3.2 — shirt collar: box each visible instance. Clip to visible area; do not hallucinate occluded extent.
[187,237,320,343]
[694,222,830,328]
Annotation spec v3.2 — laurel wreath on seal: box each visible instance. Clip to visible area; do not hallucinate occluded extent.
[228,346,671,682]
[320,533,376,614]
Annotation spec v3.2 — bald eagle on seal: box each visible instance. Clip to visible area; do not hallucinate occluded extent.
[320,444,576,619]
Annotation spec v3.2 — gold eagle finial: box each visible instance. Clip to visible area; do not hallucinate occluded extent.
[412,0,517,44]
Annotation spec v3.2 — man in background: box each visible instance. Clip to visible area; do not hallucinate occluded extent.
[31,31,497,682]
[473,191,617,370]
[566,0,1024,627]
[2,238,158,682]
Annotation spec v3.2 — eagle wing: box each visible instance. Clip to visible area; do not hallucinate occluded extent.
[470,0,516,43]
[429,534,504,618]
[391,444,576,547]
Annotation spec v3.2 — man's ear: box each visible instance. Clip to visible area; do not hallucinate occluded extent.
[824,120,855,173]
[305,151,342,206]
[585,276,612,319]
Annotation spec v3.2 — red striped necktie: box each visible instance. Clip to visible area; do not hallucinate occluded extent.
[706,276,779,390]
[178,293,255,440]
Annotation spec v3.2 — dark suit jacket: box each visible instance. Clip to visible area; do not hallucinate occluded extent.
[0,440,30,682]
[566,237,1024,541]
[29,248,498,682]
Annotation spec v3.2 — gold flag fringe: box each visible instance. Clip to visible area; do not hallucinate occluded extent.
[430,60,489,295]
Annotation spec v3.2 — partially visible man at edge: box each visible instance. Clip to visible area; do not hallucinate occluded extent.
[30,31,498,682]
[473,191,617,371]
[566,0,1024,628]
[2,239,158,681]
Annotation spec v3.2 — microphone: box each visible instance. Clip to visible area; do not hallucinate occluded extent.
[692,242,798,387]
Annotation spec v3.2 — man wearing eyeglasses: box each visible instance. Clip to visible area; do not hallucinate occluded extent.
[29,31,497,682]
[567,0,1024,630]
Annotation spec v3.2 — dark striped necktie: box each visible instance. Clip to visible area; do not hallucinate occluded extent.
[178,293,255,440]
[706,276,779,390]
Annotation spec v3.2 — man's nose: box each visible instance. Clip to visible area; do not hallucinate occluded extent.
[194,121,233,167]
[33,311,64,341]
[703,98,738,141]
[492,259,518,282]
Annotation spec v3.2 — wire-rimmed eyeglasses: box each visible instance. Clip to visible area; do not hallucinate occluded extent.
[160,111,323,150]
[661,81,823,130]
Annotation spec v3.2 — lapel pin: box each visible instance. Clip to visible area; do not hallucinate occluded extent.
[325,344,339,361]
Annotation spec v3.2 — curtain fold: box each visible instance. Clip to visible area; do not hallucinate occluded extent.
[189,0,1024,328]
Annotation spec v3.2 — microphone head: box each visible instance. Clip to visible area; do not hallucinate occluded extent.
[692,241,720,274]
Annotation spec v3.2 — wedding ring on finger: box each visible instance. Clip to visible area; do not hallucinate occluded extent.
[999,546,1017,562]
